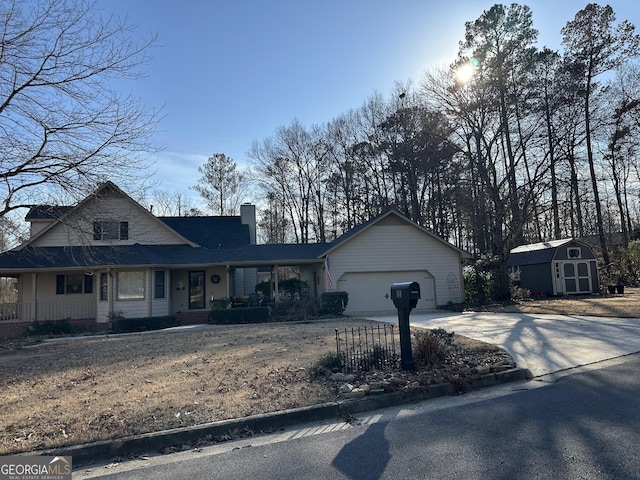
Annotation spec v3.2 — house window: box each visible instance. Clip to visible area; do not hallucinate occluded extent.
[117,271,145,300]
[66,274,83,294]
[100,272,108,301]
[154,271,166,299]
[93,221,129,240]
[567,247,581,259]
[189,271,205,309]
[56,274,93,295]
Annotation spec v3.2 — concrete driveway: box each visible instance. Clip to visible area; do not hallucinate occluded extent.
[367,311,640,377]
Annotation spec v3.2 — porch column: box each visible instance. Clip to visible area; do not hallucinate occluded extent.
[146,268,153,317]
[108,269,114,321]
[30,273,37,322]
[273,265,279,303]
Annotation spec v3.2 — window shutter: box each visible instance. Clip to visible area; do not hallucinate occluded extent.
[154,270,165,299]
[120,222,129,240]
[93,222,102,240]
[84,274,93,294]
[56,275,65,295]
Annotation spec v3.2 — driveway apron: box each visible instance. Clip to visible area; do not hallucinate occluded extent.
[366,312,640,376]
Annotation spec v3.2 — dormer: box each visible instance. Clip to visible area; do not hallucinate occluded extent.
[25,205,73,239]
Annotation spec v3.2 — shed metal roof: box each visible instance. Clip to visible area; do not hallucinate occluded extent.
[507,239,573,267]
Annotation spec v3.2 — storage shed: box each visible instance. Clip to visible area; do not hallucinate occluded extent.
[507,239,600,296]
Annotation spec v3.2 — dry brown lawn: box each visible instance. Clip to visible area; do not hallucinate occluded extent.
[1,289,637,456]
[475,287,640,318]
[0,320,356,455]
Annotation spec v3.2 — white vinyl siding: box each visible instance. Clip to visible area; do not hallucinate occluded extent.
[112,300,150,318]
[329,223,463,314]
[31,194,187,247]
[20,272,96,322]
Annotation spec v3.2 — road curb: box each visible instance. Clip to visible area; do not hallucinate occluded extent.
[33,368,531,467]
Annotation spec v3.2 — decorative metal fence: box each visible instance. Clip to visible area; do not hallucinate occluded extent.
[335,324,400,374]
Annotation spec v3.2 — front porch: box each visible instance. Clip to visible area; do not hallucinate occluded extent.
[0,300,97,323]
[0,300,102,339]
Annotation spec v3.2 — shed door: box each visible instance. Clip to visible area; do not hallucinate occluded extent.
[556,261,591,294]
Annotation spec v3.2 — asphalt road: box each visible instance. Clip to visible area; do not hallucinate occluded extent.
[77,353,640,479]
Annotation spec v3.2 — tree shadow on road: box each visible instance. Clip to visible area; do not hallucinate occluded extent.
[332,421,391,480]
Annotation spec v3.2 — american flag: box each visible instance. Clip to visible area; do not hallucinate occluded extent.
[325,256,333,290]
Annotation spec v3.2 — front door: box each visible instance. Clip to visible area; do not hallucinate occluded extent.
[189,271,205,309]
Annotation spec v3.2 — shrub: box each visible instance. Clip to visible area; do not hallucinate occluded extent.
[209,306,271,325]
[110,315,180,333]
[510,285,531,301]
[270,299,319,322]
[320,291,349,316]
[413,328,455,366]
[254,281,270,297]
[278,278,309,297]
[310,352,342,379]
[210,298,231,310]
[464,258,510,304]
[27,318,75,336]
[230,296,249,308]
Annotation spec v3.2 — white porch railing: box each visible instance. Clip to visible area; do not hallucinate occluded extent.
[0,301,97,323]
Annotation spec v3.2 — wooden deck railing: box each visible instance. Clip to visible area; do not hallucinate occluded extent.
[0,301,97,323]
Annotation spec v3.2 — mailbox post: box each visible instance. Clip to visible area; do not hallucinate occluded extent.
[390,282,420,371]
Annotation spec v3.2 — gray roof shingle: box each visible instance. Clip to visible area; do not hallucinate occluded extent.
[159,216,250,249]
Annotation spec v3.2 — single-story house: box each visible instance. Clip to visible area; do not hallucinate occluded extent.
[0,182,470,338]
[507,238,600,296]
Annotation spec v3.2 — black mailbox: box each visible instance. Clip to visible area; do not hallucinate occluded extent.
[391,282,421,309]
[391,281,420,371]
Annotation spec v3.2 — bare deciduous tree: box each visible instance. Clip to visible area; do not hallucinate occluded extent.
[0,0,160,217]
[562,3,640,265]
[147,190,205,217]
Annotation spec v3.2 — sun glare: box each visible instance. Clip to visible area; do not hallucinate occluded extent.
[455,58,479,84]
[455,63,475,84]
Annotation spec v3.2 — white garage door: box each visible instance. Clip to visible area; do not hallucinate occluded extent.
[337,270,435,315]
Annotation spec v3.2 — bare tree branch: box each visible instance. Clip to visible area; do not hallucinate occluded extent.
[0,0,161,217]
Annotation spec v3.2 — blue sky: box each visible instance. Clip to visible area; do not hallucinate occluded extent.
[98,1,640,197]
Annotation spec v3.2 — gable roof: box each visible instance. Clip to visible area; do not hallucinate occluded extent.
[25,205,74,221]
[325,208,471,258]
[20,181,198,249]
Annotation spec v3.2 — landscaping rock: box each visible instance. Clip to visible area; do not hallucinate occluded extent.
[339,383,354,393]
[331,373,356,382]
[389,377,408,386]
[342,388,366,399]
